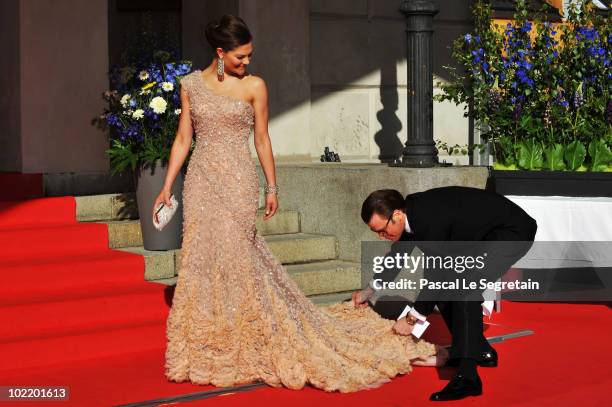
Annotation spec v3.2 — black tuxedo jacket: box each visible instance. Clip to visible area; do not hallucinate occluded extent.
[381,186,537,316]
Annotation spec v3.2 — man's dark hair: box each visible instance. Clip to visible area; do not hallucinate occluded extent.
[361,189,405,224]
[204,14,252,52]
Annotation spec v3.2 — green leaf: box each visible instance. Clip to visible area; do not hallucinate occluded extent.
[564,140,587,170]
[518,139,544,170]
[493,162,517,170]
[543,143,566,171]
[588,139,612,172]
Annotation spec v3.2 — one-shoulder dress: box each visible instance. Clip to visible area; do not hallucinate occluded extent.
[164,70,435,392]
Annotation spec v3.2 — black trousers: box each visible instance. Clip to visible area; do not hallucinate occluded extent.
[437,300,493,360]
[437,220,537,360]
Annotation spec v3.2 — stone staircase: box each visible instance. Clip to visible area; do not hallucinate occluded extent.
[75,193,359,306]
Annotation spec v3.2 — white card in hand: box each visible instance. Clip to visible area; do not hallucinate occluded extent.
[411,319,430,339]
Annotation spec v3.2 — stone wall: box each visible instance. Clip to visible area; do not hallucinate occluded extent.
[258,164,489,262]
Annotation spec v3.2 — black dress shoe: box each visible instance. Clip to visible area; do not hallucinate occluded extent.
[478,348,498,367]
[430,373,483,401]
[445,348,498,368]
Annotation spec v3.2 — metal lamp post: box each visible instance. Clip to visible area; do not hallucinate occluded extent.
[392,0,439,167]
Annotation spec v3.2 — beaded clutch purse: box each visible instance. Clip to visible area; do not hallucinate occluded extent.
[152,194,179,231]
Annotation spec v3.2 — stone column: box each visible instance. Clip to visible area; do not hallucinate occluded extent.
[394,0,439,167]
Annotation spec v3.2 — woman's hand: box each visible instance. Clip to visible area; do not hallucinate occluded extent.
[152,188,174,223]
[263,193,278,220]
[412,345,449,367]
[351,287,374,308]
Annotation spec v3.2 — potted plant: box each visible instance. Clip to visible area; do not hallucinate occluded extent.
[96,51,193,249]
[436,0,612,196]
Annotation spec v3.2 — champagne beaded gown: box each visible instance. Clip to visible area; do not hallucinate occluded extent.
[164,70,436,393]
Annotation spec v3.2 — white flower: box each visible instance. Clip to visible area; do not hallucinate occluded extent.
[120,94,131,108]
[149,96,167,114]
[138,70,149,81]
[132,109,144,120]
[174,108,181,115]
[161,82,174,92]
[139,89,151,96]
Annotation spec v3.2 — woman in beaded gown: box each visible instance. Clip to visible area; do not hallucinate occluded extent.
[155,15,443,393]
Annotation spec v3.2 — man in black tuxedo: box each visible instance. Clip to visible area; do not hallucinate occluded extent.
[353,186,537,401]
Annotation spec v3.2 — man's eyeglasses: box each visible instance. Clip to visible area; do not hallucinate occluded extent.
[372,213,394,236]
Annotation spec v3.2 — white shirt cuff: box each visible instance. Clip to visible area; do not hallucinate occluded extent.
[368,279,380,291]
[482,300,494,317]
[397,305,429,339]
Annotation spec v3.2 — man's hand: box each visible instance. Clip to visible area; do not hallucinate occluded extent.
[393,317,414,336]
[351,287,374,308]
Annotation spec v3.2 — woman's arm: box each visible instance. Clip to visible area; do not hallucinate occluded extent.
[250,76,278,220]
[162,87,194,192]
[152,86,193,219]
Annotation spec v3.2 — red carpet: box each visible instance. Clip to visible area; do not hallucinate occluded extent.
[0,173,610,406]
[189,301,612,407]
[0,185,194,405]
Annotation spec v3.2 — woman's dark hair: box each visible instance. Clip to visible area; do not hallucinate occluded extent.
[204,15,252,52]
[361,189,405,224]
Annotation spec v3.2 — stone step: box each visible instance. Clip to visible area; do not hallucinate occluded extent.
[100,211,300,248]
[117,233,339,281]
[309,291,354,306]
[256,210,300,235]
[263,233,337,265]
[117,246,177,281]
[148,260,361,299]
[77,193,299,236]
[75,193,138,222]
[285,260,360,296]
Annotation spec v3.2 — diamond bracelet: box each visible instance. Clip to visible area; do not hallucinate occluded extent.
[264,185,279,195]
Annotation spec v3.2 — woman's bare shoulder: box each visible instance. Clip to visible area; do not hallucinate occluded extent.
[243,74,267,94]
[179,70,198,87]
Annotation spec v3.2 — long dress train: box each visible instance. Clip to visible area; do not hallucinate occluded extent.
[164,70,435,393]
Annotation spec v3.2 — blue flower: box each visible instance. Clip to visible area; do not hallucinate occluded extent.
[107,113,122,128]
[516,69,533,87]
[517,59,532,70]
[577,27,599,41]
[464,33,472,43]
[521,21,532,33]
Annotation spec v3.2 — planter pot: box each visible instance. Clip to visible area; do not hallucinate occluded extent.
[134,159,185,250]
[486,169,612,197]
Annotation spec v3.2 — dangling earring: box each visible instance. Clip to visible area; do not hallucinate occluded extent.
[216,57,224,82]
